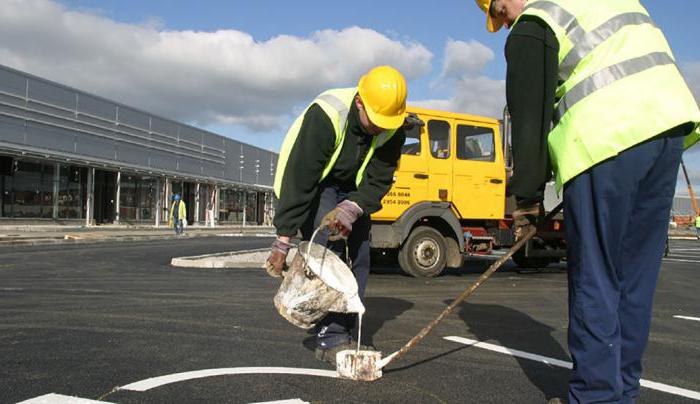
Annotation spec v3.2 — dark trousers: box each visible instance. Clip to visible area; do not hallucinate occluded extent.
[300,183,371,350]
[564,129,685,403]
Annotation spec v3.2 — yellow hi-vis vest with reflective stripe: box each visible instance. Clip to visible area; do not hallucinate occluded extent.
[273,87,398,198]
[696,216,700,229]
[515,0,700,191]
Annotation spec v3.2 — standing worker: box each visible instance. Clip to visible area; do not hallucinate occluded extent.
[170,194,186,236]
[265,65,408,365]
[473,0,700,402]
[696,215,700,240]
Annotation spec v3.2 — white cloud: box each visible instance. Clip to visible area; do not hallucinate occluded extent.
[0,0,432,132]
[413,39,505,119]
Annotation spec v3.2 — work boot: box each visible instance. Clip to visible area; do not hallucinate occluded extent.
[547,398,565,404]
[315,342,375,366]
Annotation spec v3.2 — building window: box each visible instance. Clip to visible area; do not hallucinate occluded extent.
[219,188,244,223]
[57,165,87,219]
[120,175,157,221]
[246,191,257,225]
[456,125,496,162]
[428,120,450,159]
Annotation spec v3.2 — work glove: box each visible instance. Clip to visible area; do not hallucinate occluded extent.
[402,112,425,130]
[512,203,542,241]
[265,238,293,278]
[320,200,363,241]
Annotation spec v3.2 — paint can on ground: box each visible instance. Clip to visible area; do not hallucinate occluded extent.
[273,241,364,329]
[336,349,383,381]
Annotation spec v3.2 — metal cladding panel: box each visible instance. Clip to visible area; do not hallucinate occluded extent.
[75,134,116,160]
[202,160,223,178]
[77,94,116,121]
[115,142,151,166]
[179,126,202,145]
[202,132,224,150]
[0,114,25,145]
[241,144,259,184]
[150,149,178,171]
[178,156,201,175]
[151,116,179,139]
[25,121,75,153]
[0,68,27,97]
[28,79,75,110]
[28,99,74,121]
[0,90,24,108]
[76,114,115,137]
[223,139,242,181]
[117,106,150,131]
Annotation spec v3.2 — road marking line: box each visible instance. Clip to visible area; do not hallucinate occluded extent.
[662,258,700,264]
[251,400,309,404]
[119,367,338,392]
[669,248,700,252]
[674,315,700,322]
[17,393,114,403]
[444,336,700,401]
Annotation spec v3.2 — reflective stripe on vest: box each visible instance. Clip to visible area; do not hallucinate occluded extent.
[273,87,397,197]
[516,0,700,190]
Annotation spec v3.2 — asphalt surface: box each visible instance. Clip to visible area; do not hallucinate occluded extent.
[1,237,698,403]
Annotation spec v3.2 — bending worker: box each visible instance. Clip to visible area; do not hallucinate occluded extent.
[474,0,700,402]
[266,66,408,365]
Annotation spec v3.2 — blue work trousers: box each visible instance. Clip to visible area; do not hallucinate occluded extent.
[564,128,685,403]
[300,183,371,350]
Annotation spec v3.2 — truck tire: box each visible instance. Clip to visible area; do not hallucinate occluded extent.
[398,226,447,278]
[512,249,551,269]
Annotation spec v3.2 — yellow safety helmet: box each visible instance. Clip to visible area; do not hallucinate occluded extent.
[358,66,407,130]
[475,0,504,33]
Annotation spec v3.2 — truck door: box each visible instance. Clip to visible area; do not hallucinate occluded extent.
[451,122,506,219]
[372,123,428,221]
[426,119,453,204]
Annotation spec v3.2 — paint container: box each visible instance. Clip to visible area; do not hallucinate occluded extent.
[273,240,364,329]
[336,349,384,381]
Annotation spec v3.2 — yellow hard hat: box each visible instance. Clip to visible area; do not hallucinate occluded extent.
[358,66,407,130]
[474,0,504,33]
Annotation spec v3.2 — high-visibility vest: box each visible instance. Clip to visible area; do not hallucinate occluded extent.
[169,200,186,225]
[273,87,398,198]
[515,0,700,190]
[696,216,700,228]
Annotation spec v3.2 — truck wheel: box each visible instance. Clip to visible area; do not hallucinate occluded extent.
[398,226,447,278]
[512,250,551,269]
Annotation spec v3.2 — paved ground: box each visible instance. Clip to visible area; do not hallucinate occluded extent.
[1,238,698,403]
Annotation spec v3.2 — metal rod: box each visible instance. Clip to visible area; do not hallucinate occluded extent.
[382,202,564,368]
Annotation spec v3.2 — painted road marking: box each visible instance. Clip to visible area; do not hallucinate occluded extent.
[674,315,700,322]
[17,393,114,403]
[663,258,700,264]
[251,400,309,404]
[444,336,700,401]
[119,367,338,392]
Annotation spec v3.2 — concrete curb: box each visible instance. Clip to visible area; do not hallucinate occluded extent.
[0,232,275,247]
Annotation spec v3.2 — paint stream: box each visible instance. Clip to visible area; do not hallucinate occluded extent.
[357,313,363,353]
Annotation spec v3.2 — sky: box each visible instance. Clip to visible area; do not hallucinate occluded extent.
[1,0,699,196]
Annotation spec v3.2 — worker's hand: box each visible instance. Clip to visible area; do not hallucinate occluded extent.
[320,200,363,241]
[402,112,425,130]
[512,203,542,241]
[265,238,293,278]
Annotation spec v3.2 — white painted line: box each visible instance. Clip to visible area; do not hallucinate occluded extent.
[674,315,700,322]
[17,393,114,403]
[119,367,339,392]
[662,258,700,263]
[250,400,309,404]
[445,336,700,401]
[670,248,700,252]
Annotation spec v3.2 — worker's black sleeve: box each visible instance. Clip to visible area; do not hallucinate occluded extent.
[347,128,406,214]
[273,104,336,237]
[505,16,559,206]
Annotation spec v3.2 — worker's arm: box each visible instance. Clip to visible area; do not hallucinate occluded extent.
[273,104,335,237]
[347,128,406,214]
[505,16,559,206]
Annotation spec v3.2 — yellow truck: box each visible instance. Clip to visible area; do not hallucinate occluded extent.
[370,106,565,277]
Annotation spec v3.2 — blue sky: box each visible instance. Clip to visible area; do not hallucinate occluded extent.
[3,0,699,195]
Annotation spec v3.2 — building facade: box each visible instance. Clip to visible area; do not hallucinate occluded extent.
[0,64,278,227]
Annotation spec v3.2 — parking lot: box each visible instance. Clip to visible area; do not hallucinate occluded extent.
[1,237,698,403]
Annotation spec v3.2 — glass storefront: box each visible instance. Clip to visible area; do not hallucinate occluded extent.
[119,174,158,222]
[0,159,86,219]
[246,191,258,225]
[219,188,244,223]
